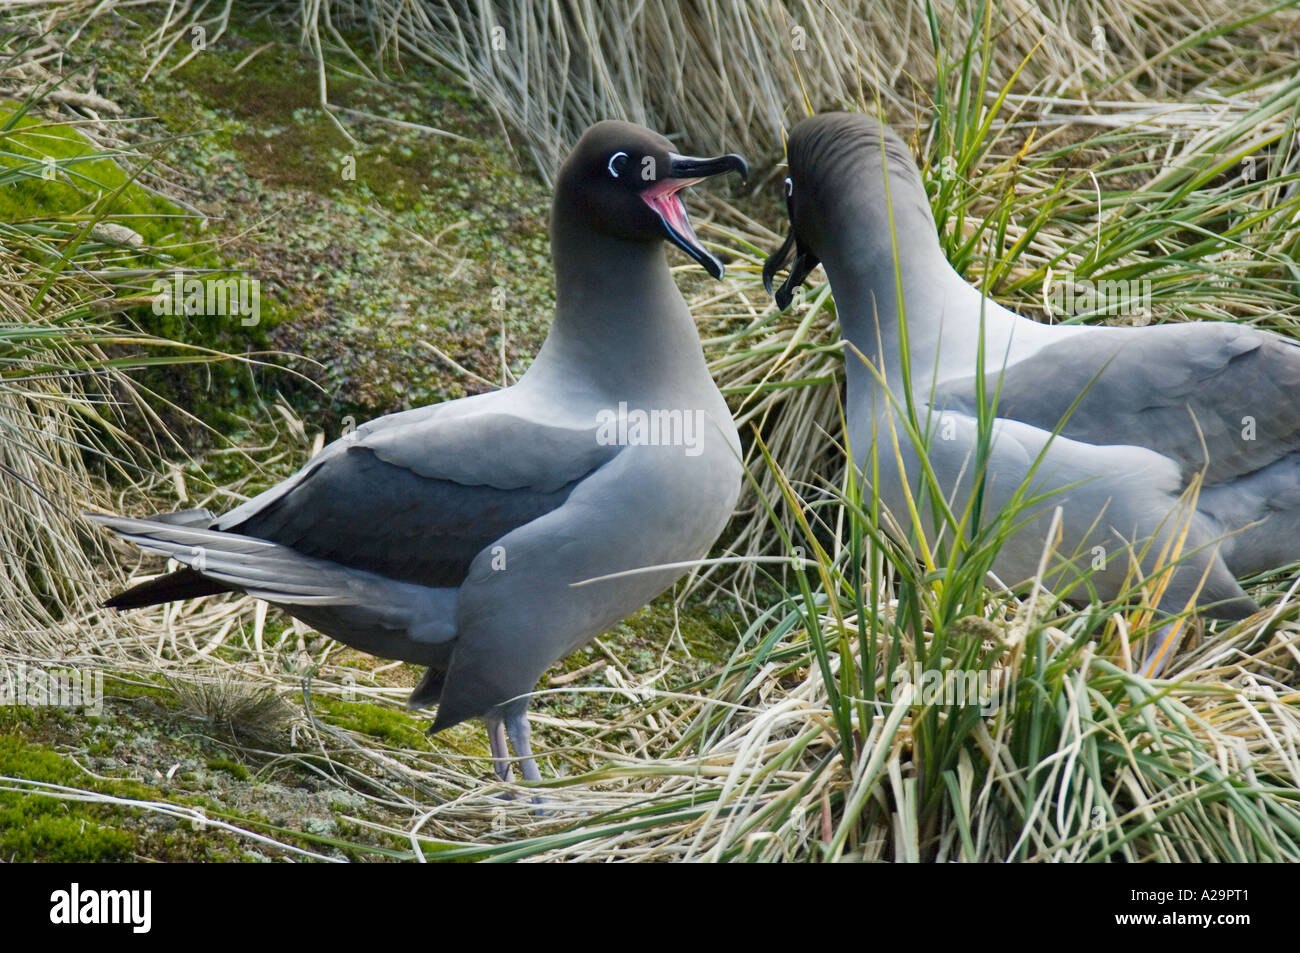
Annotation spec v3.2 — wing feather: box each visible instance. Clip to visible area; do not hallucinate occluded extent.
[215,410,619,588]
[936,323,1300,485]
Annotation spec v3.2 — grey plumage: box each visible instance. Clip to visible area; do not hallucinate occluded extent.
[765,112,1300,661]
[90,121,748,782]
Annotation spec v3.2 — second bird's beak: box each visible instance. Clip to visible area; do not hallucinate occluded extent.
[762,229,820,312]
[642,152,748,279]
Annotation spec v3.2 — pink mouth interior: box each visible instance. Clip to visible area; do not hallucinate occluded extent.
[641,177,703,245]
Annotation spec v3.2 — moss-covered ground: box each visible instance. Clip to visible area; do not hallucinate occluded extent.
[1,6,743,859]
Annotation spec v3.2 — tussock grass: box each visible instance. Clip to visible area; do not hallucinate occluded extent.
[295,0,1300,182]
[295,0,1300,861]
[6,0,1299,860]
[166,671,293,741]
[0,29,256,653]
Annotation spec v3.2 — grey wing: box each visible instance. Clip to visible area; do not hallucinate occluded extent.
[215,410,620,588]
[936,322,1300,485]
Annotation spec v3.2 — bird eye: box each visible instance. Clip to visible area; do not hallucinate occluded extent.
[608,151,629,178]
[784,176,794,198]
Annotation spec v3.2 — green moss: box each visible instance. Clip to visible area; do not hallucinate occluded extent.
[316,698,432,750]
[536,597,742,726]
[103,673,182,709]
[0,702,378,861]
[600,600,740,671]
[633,601,741,667]
[0,732,90,786]
[0,735,137,861]
[0,811,135,862]
[0,105,182,240]
[206,756,251,781]
[73,11,556,428]
[0,100,284,436]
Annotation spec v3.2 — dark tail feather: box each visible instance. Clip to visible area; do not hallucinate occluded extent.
[146,507,216,527]
[408,667,446,711]
[104,567,231,610]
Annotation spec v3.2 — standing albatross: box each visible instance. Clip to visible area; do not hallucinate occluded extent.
[764,112,1300,665]
[89,121,747,782]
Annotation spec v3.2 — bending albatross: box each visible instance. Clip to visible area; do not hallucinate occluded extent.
[90,121,747,782]
[764,112,1300,665]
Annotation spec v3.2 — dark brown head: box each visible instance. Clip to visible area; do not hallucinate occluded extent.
[555,120,748,279]
[763,113,927,309]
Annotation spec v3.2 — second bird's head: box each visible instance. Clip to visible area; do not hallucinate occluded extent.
[556,120,748,279]
[763,112,926,311]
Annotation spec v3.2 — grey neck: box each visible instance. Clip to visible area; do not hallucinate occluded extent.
[525,214,714,403]
[815,172,964,408]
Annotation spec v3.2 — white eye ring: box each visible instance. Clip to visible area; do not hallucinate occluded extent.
[784,176,793,197]
[608,151,629,178]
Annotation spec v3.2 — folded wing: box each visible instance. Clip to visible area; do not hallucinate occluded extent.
[935,323,1300,487]
[214,408,621,589]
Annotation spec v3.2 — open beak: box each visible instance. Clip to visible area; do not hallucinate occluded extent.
[642,152,748,279]
[762,228,820,311]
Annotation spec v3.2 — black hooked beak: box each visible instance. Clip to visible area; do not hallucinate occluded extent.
[762,229,820,311]
[642,152,748,279]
